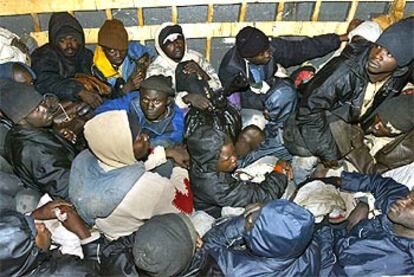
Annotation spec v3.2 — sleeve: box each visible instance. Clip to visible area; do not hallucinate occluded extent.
[32,48,85,100]
[203,216,246,250]
[94,92,137,115]
[296,60,350,161]
[218,55,248,95]
[196,52,222,90]
[22,143,72,200]
[340,171,409,214]
[271,34,341,68]
[211,171,287,208]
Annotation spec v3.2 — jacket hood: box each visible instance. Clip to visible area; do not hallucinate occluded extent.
[245,199,314,258]
[154,22,188,67]
[48,12,85,47]
[187,125,226,173]
[84,110,137,168]
[0,210,44,276]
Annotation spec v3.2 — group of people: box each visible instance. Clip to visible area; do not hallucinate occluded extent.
[0,10,413,276]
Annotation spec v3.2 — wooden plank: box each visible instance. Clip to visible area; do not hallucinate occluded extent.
[31,21,350,46]
[239,1,247,22]
[1,0,413,16]
[275,0,285,21]
[206,3,214,61]
[137,7,145,44]
[311,0,322,21]
[105,8,112,19]
[31,13,41,32]
[347,0,359,21]
[171,5,177,23]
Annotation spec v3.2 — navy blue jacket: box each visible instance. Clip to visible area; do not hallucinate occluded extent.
[318,172,414,276]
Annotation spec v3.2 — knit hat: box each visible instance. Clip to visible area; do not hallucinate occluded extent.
[98,19,128,50]
[140,75,174,97]
[158,24,184,48]
[133,213,196,276]
[348,21,382,42]
[376,17,414,67]
[0,80,43,123]
[377,94,414,133]
[236,26,270,58]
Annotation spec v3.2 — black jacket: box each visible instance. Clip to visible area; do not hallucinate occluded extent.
[0,210,100,277]
[219,34,341,110]
[187,125,287,218]
[295,42,413,161]
[5,126,77,200]
[32,13,93,100]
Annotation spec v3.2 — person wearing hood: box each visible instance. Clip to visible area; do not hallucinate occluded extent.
[146,23,222,111]
[0,200,101,276]
[187,124,287,218]
[69,110,180,240]
[31,12,105,108]
[0,80,77,201]
[92,19,155,98]
[100,213,200,276]
[200,199,319,276]
[283,17,414,171]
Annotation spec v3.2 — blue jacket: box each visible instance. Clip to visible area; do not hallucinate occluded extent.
[317,172,413,276]
[202,199,320,276]
[95,92,184,147]
[240,78,296,166]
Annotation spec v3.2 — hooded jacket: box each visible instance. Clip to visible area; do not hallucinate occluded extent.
[31,12,93,100]
[146,22,222,108]
[187,125,287,218]
[317,172,414,276]
[0,210,100,276]
[294,42,413,161]
[219,33,341,110]
[69,111,178,239]
[202,199,320,276]
[5,126,77,200]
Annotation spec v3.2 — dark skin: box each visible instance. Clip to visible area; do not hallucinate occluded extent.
[18,102,54,129]
[366,114,393,137]
[235,126,264,158]
[366,45,398,83]
[57,35,81,58]
[133,132,150,161]
[140,88,171,121]
[12,63,34,84]
[216,138,238,173]
[388,191,414,239]
[162,38,185,62]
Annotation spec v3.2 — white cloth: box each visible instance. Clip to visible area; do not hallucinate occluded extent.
[0,27,29,65]
[348,21,382,42]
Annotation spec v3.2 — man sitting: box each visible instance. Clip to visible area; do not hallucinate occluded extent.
[147,23,222,111]
[32,12,106,108]
[0,80,77,200]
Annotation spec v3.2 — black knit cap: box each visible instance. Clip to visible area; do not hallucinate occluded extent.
[140,75,175,97]
[0,80,43,124]
[376,17,414,67]
[377,94,414,132]
[158,25,184,47]
[236,26,270,58]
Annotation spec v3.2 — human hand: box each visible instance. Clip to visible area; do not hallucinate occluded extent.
[183,93,213,111]
[346,202,369,231]
[166,145,190,168]
[78,90,103,109]
[31,200,73,220]
[312,176,341,187]
[183,60,209,80]
[273,160,293,181]
[59,128,77,144]
[322,159,340,169]
[59,206,91,240]
[124,71,145,93]
[195,232,203,249]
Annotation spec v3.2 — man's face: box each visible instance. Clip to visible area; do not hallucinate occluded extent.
[161,38,185,62]
[235,128,264,157]
[102,47,128,67]
[35,223,52,252]
[140,88,170,121]
[367,45,398,75]
[388,191,414,230]
[133,132,150,161]
[24,102,53,128]
[246,47,272,65]
[57,35,80,58]
[216,139,238,173]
